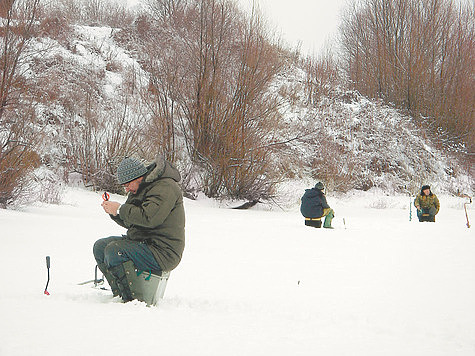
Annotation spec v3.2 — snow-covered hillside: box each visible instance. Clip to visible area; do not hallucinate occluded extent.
[1,188,473,355]
[27,22,472,199]
[273,66,473,195]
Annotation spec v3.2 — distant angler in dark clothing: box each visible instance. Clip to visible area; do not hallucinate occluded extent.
[300,182,334,228]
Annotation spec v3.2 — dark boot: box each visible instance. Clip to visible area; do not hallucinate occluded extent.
[109,262,135,302]
[97,263,120,297]
[305,219,322,228]
[323,209,334,228]
[122,260,145,302]
[109,261,146,303]
[109,261,168,305]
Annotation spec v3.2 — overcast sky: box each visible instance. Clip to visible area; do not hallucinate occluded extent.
[236,0,348,54]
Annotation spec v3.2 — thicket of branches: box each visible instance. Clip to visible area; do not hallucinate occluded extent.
[0,0,143,203]
[1,0,287,202]
[340,0,474,155]
[0,0,43,207]
[42,0,135,28]
[115,0,286,200]
[30,45,146,193]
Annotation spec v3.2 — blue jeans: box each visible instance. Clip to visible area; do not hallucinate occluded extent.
[93,236,162,272]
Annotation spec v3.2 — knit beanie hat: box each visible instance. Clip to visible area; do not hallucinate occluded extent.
[421,185,430,191]
[117,157,148,184]
[315,182,324,190]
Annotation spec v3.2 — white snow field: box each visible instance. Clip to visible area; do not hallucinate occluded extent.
[0,188,474,355]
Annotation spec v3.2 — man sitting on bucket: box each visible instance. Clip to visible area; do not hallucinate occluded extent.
[93,155,185,302]
[300,181,334,228]
[414,185,440,222]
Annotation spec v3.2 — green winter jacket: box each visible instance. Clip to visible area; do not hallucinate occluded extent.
[110,156,185,272]
[414,193,440,214]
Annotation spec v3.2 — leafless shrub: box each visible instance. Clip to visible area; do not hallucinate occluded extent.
[0,145,41,208]
[340,0,474,155]
[44,0,135,28]
[35,4,73,44]
[302,50,340,105]
[145,0,189,22]
[63,98,145,193]
[29,54,104,113]
[0,0,44,208]
[117,0,286,201]
[32,170,64,205]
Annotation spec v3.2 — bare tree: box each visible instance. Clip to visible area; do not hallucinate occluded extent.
[340,0,474,155]
[0,0,43,207]
[303,50,340,105]
[146,0,188,22]
[133,0,285,200]
[42,0,135,27]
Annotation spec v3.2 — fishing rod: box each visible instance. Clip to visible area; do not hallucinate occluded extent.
[44,256,50,295]
[405,185,412,221]
[78,192,110,287]
[461,194,472,228]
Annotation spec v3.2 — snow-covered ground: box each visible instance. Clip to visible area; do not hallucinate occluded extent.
[1,187,474,355]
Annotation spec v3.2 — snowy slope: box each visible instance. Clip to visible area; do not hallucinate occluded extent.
[21,20,472,199]
[1,188,474,355]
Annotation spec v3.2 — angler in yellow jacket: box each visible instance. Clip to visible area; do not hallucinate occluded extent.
[414,185,440,222]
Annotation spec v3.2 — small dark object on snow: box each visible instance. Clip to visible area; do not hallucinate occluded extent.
[44,256,50,295]
[232,200,259,210]
[461,194,472,228]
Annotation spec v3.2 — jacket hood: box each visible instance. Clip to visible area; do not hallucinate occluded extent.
[144,155,181,183]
